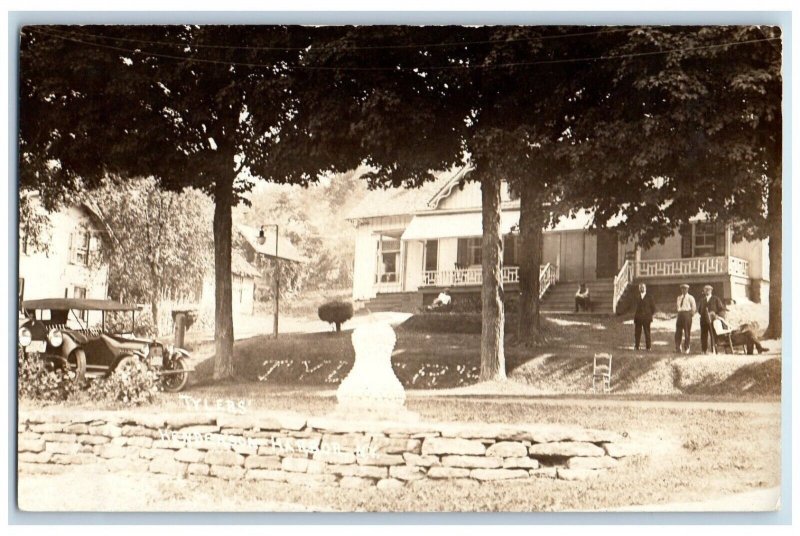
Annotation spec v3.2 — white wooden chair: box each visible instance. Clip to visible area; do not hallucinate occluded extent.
[592,353,612,393]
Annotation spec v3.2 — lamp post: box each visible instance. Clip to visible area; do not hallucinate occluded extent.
[258,224,280,339]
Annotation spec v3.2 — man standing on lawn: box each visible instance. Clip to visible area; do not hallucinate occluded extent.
[633,283,656,351]
[698,284,726,353]
[675,283,697,354]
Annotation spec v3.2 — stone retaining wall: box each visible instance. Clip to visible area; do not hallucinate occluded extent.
[18,410,642,488]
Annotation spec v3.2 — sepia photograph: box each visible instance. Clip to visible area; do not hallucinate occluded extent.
[12,17,785,516]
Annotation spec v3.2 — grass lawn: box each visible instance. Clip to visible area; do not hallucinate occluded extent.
[184,309,780,397]
[17,395,781,512]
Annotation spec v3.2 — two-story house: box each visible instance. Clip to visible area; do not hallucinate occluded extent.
[18,194,110,320]
[348,167,769,313]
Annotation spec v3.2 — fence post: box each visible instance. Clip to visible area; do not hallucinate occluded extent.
[174,311,187,349]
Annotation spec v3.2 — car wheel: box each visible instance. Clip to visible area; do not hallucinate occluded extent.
[160,357,189,393]
[68,349,87,384]
[113,355,140,377]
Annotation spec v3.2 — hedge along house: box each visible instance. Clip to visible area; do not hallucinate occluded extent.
[347,167,769,313]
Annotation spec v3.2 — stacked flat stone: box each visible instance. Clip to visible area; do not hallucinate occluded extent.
[18,410,643,486]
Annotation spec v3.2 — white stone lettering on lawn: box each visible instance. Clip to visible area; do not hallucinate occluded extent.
[177,394,252,414]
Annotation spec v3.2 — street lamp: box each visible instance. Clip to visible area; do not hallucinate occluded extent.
[258,224,280,339]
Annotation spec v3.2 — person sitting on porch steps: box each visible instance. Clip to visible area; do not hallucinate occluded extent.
[575,283,592,312]
[426,288,452,312]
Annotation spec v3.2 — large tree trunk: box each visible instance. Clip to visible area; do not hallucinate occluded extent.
[764,173,781,339]
[517,180,545,345]
[479,175,506,381]
[213,172,235,380]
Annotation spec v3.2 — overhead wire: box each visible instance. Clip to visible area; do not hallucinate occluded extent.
[24,26,781,73]
[26,26,639,52]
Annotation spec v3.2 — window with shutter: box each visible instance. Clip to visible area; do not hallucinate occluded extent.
[456,238,469,268]
[680,224,692,258]
[714,223,727,256]
[424,240,438,272]
[467,237,482,266]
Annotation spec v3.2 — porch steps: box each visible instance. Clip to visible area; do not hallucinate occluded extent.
[364,292,423,313]
[540,278,615,314]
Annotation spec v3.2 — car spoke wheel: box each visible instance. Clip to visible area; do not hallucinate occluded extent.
[113,355,139,377]
[161,357,189,392]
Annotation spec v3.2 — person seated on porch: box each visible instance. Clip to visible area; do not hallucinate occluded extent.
[710,312,768,355]
[426,288,452,312]
[575,283,592,312]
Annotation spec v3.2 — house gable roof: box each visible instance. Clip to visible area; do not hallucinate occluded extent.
[232,250,261,278]
[347,166,471,221]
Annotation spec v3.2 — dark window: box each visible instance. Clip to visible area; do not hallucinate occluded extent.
[377,237,400,283]
[424,240,438,272]
[456,237,482,267]
[714,224,726,256]
[467,237,482,266]
[503,234,517,267]
[680,224,693,258]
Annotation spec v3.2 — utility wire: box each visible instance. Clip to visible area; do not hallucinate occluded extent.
[26,26,638,52]
[26,26,780,72]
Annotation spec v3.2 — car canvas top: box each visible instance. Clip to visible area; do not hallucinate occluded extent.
[21,298,141,312]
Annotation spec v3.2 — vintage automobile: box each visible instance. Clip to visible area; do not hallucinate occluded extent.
[18,298,193,392]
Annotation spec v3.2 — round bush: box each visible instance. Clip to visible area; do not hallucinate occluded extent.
[318,300,354,332]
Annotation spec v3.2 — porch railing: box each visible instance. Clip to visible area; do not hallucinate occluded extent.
[538,263,558,299]
[727,256,750,278]
[635,256,749,279]
[612,260,634,314]
[422,266,521,287]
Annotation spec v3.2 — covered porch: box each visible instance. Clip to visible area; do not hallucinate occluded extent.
[420,263,560,300]
[612,255,752,312]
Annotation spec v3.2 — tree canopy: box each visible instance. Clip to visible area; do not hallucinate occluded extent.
[89,177,214,335]
[19,24,783,384]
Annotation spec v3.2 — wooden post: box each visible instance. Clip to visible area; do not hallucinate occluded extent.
[174,311,186,349]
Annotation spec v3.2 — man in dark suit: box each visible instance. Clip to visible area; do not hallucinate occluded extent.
[633,283,656,351]
[698,284,726,353]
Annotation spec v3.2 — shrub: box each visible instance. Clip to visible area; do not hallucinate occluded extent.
[18,349,80,402]
[318,300,354,332]
[85,358,161,405]
[105,308,157,338]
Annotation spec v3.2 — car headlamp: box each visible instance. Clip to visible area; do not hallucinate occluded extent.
[19,327,32,347]
[47,328,63,347]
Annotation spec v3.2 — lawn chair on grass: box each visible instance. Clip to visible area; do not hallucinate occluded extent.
[712,319,747,354]
[592,353,612,393]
